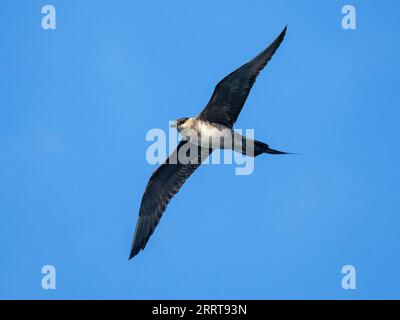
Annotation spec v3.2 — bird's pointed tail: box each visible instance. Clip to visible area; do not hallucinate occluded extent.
[254,140,291,156]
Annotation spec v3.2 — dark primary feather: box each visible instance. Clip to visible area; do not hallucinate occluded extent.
[199,26,287,128]
[129,141,211,259]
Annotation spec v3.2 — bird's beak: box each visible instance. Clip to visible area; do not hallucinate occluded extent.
[170,122,177,128]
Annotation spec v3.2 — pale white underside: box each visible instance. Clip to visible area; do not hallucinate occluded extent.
[179,118,244,150]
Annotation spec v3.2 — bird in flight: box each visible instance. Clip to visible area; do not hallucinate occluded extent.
[129,26,289,260]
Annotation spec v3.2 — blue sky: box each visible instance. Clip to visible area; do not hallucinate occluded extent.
[1,0,400,299]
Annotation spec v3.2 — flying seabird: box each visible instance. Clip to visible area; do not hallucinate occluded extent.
[129,26,289,259]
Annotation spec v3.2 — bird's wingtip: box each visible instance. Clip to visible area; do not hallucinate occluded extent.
[128,247,139,261]
[128,253,136,261]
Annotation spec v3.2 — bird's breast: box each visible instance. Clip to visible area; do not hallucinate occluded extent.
[180,119,234,149]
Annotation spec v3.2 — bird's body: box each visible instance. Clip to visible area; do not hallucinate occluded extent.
[129,26,290,259]
[177,117,241,152]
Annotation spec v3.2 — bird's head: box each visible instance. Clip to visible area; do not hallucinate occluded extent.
[170,117,189,131]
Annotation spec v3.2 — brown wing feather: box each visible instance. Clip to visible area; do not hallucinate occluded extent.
[199,26,287,128]
[129,141,211,259]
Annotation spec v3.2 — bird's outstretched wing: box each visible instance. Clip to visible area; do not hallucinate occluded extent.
[129,141,211,259]
[199,26,287,128]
